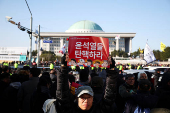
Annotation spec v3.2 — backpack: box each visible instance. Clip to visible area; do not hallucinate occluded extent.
[134,106,150,113]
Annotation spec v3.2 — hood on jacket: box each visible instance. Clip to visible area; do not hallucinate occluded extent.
[10,82,21,89]
[42,99,56,113]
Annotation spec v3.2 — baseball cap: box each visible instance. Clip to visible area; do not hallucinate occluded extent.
[76,86,94,97]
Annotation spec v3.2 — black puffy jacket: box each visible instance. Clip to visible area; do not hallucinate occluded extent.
[56,67,118,113]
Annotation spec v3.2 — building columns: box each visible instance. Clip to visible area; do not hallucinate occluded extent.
[116,38,119,51]
[129,37,132,53]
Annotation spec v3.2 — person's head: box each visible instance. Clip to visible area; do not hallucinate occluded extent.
[76,86,94,110]
[138,79,151,92]
[37,75,52,93]
[79,69,89,82]
[91,76,103,88]
[102,60,108,68]
[160,72,170,88]
[71,59,76,66]
[87,59,92,66]
[10,74,20,82]
[29,68,41,77]
[50,70,56,75]
[0,73,10,83]
[2,66,9,73]
[125,74,135,86]
[156,68,161,74]
[137,72,148,81]
[23,66,30,71]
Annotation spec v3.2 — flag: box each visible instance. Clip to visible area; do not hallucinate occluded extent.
[144,43,156,64]
[35,29,38,34]
[139,47,141,51]
[115,35,120,40]
[160,42,166,52]
[59,44,66,54]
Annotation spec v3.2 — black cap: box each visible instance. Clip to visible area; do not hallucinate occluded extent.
[138,79,151,91]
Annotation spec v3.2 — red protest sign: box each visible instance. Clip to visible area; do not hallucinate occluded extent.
[68,36,109,67]
[70,82,82,95]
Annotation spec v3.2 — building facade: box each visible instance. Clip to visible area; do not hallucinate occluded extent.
[33,20,136,55]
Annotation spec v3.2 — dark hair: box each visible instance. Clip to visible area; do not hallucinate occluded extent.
[125,74,135,80]
[68,74,75,84]
[42,72,50,77]
[0,73,10,80]
[2,66,9,73]
[71,59,76,63]
[138,79,151,91]
[30,68,41,77]
[0,67,2,74]
[91,76,103,88]
[37,75,52,93]
[79,69,89,82]
[23,66,30,71]
[10,74,20,82]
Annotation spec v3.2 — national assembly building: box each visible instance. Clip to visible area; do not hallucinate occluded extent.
[33,20,136,55]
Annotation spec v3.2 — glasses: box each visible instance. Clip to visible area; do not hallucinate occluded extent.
[79,96,93,101]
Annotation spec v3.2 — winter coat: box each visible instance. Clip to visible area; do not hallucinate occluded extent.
[155,72,170,109]
[119,83,137,99]
[2,82,21,113]
[56,67,118,113]
[17,77,39,113]
[124,90,158,113]
[30,86,52,113]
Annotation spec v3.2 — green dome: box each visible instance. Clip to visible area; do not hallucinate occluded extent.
[66,20,104,32]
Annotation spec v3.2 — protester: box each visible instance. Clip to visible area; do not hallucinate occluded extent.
[136,72,155,94]
[56,65,118,113]
[1,66,9,73]
[17,68,41,113]
[30,75,52,113]
[90,76,104,105]
[118,74,137,113]
[155,72,170,109]
[124,79,158,113]
[78,68,90,86]
[0,73,10,96]
[1,74,21,113]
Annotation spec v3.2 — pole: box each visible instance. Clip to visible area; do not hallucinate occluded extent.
[29,16,33,66]
[37,25,40,67]
[25,0,33,67]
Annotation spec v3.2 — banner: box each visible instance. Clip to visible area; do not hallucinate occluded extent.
[144,43,156,64]
[70,82,82,95]
[59,44,66,54]
[0,47,27,55]
[0,55,26,61]
[19,55,26,61]
[160,42,166,52]
[68,36,109,67]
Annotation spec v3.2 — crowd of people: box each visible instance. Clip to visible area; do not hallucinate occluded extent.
[0,54,170,113]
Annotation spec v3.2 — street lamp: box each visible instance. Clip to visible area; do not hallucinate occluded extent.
[25,0,33,67]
